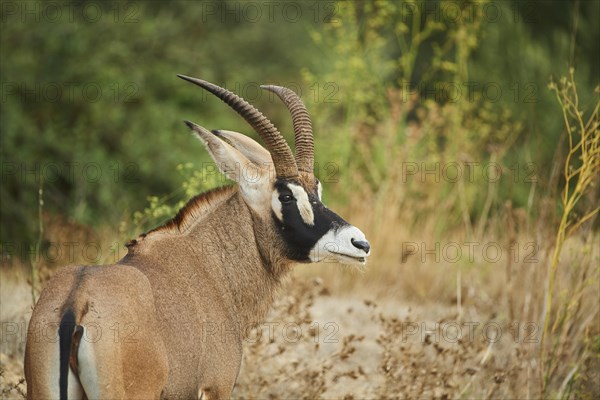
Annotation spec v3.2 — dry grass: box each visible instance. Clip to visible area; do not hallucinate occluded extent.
[2,203,598,397]
[1,80,598,399]
[2,145,598,399]
[2,226,597,399]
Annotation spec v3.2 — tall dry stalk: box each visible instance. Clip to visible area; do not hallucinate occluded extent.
[540,70,599,395]
[30,179,44,306]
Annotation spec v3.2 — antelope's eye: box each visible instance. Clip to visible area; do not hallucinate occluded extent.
[279,194,294,204]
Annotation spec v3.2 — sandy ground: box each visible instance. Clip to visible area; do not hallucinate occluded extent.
[1,270,596,399]
[1,270,31,399]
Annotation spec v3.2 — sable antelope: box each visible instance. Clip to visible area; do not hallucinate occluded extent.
[24,75,371,399]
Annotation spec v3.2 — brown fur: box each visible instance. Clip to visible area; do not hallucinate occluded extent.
[25,187,294,399]
[24,79,357,400]
[296,171,318,194]
[148,185,238,236]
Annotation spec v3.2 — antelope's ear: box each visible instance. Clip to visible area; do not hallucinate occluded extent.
[212,130,274,169]
[185,121,253,182]
[184,121,271,209]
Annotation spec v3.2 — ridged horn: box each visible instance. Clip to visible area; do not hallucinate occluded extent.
[178,75,298,179]
[261,85,314,174]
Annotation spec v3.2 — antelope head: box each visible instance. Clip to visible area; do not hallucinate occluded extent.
[178,75,371,265]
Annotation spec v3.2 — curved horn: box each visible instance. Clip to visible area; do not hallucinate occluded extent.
[178,75,298,179]
[261,85,314,174]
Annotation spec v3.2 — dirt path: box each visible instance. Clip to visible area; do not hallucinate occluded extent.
[2,272,537,399]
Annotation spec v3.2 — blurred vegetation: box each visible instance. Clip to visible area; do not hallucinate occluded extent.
[1,0,324,248]
[1,1,599,397]
[1,0,597,249]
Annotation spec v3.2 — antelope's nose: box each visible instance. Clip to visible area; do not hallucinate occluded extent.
[351,238,371,254]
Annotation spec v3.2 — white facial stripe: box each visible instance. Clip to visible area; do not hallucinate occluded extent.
[287,183,315,226]
[271,191,283,221]
[309,225,370,265]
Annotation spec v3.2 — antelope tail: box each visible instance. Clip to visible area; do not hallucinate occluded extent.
[58,308,84,400]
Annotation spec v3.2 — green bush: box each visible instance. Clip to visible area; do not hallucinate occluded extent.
[1,0,597,253]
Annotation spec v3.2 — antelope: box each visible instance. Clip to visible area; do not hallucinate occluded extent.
[24,75,371,399]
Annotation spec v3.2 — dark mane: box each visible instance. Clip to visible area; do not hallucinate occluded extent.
[146,185,239,236]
